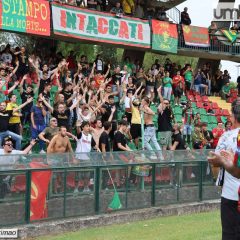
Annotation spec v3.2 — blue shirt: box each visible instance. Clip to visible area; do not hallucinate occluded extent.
[194,74,202,85]
[31,105,45,125]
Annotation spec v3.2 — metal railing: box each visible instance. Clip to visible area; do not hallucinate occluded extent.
[166,7,181,24]
[0,150,220,226]
[177,26,240,55]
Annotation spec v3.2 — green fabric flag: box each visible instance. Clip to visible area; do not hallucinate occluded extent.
[108,191,122,211]
[221,30,237,43]
[151,20,178,54]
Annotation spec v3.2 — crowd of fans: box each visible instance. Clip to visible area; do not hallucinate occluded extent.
[0,43,236,157]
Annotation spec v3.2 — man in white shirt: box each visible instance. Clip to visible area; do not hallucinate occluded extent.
[0,136,36,159]
[75,121,99,193]
[208,98,240,240]
[0,136,36,198]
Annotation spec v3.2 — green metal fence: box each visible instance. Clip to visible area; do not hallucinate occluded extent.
[0,150,221,226]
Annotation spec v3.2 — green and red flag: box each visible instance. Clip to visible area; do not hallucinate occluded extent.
[182,25,210,47]
[0,0,50,36]
[221,30,238,43]
[30,162,52,221]
[151,20,178,54]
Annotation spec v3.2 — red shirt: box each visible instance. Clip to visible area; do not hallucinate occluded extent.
[67,56,76,70]
[94,75,105,88]
[212,128,225,148]
[172,75,184,89]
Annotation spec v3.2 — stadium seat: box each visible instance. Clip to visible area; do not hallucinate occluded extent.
[128,142,137,150]
[198,108,207,115]
[201,115,208,123]
[180,95,187,101]
[222,109,230,116]
[211,123,218,129]
[188,95,194,101]
[196,102,204,108]
[191,102,197,108]
[202,96,209,102]
[221,116,227,124]
[175,115,183,123]
[208,116,218,124]
[211,102,219,109]
[195,95,201,101]
[214,109,222,116]
[174,107,182,115]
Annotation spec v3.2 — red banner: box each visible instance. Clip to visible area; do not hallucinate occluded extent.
[30,162,52,221]
[182,25,210,47]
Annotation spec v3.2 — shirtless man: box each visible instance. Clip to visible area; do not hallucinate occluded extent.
[47,126,73,154]
[91,119,104,149]
[140,96,163,160]
[47,126,73,193]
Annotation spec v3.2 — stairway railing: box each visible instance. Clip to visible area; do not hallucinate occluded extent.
[166,7,181,24]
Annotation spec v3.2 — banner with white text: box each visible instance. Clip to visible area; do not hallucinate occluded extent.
[52,3,151,48]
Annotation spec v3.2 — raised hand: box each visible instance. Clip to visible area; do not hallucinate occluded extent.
[14,81,20,86]
[111,105,116,113]
[27,97,33,103]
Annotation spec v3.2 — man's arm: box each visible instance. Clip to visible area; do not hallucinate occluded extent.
[89,62,96,79]
[66,132,78,141]
[66,138,73,153]
[157,86,164,104]
[117,142,131,151]
[140,106,155,116]
[8,81,20,95]
[19,75,27,94]
[38,131,50,144]
[31,111,37,129]
[9,60,19,78]
[47,136,57,153]
[108,106,116,122]
[69,95,82,111]
[101,143,106,153]
[13,97,33,112]
[133,83,142,97]
[208,150,240,178]
[170,141,179,151]
[104,64,111,79]
[40,96,54,113]
[22,140,37,154]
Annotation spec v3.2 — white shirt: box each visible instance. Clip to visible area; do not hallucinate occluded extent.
[120,71,129,84]
[0,149,23,166]
[96,59,103,71]
[215,128,240,201]
[124,96,135,109]
[76,132,92,160]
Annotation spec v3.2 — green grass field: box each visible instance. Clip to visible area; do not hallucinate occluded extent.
[37,211,221,240]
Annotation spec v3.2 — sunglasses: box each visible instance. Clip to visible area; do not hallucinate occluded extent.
[163,102,169,104]
[51,119,57,122]
[5,143,13,147]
